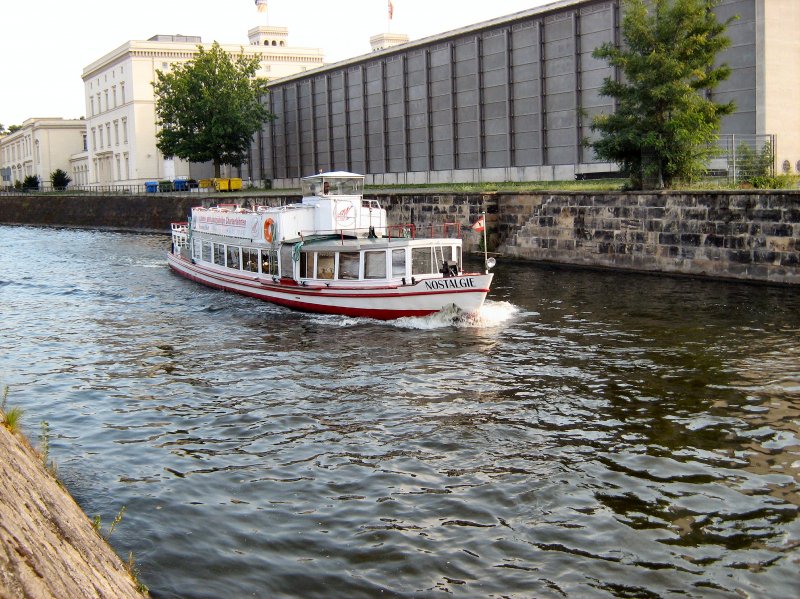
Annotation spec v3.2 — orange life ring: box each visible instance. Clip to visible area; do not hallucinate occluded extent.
[263,218,275,243]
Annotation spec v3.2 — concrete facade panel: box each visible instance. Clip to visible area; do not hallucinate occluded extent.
[255,0,788,186]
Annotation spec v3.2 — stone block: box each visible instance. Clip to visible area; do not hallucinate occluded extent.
[681,233,703,246]
[659,232,679,245]
[763,223,794,236]
[754,250,779,264]
[729,250,754,263]
[751,209,782,222]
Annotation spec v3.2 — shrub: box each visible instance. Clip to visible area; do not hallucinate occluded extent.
[750,174,799,189]
[158,180,174,192]
[50,168,72,190]
[737,141,774,183]
[22,175,40,191]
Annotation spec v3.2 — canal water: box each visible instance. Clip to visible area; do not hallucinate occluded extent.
[0,225,798,599]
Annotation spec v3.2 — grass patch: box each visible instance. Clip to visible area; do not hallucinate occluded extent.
[2,406,23,433]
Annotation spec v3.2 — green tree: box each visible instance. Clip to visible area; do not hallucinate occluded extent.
[152,41,272,178]
[8,125,22,133]
[0,124,5,134]
[50,168,73,190]
[590,0,736,189]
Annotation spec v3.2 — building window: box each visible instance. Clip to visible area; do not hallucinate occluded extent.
[122,117,128,143]
[120,82,126,104]
[104,90,109,110]
[90,97,95,116]
[114,121,119,145]
[116,155,121,180]
[97,93,101,112]
[82,134,87,152]
[112,86,117,108]
[124,153,129,179]
[106,124,111,148]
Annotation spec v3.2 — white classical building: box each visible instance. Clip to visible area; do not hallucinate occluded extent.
[0,118,87,188]
[80,27,324,186]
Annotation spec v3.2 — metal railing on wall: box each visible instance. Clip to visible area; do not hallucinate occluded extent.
[0,179,274,196]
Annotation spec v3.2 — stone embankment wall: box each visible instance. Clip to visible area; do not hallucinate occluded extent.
[493,191,800,284]
[1,190,798,284]
[374,190,800,285]
[0,424,145,598]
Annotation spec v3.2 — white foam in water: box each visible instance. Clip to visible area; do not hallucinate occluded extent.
[391,300,519,330]
[305,300,519,329]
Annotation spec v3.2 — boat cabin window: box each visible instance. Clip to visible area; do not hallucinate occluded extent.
[338,252,360,280]
[261,249,278,276]
[301,176,362,197]
[392,249,406,277]
[316,252,335,279]
[213,243,225,266]
[227,246,241,269]
[242,248,259,273]
[201,241,212,263]
[193,238,202,260]
[411,247,433,275]
[364,251,386,279]
[280,245,294,278]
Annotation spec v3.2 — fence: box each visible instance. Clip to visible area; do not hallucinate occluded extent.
[712,134,777,183]
[0,178,274,196]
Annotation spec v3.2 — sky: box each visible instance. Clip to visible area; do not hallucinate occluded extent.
[0,0,556,127]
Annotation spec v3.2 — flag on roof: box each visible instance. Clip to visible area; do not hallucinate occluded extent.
[472,215,485,233]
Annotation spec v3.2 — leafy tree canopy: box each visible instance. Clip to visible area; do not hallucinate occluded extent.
[153,41,273,177]
[590,0,736,189]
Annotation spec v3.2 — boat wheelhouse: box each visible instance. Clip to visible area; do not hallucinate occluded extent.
[168,172,493,319]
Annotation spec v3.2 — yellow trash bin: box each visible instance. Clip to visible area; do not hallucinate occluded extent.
[199,178,213,189]
[214,178,230,192]
[229,178,242,191]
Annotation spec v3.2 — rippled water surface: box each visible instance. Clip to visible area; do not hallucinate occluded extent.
[1,225,798,598]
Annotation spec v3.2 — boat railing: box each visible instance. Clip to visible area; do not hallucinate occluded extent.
[293,222,462,243]
[385,222,462,240]
[171,222,190,249]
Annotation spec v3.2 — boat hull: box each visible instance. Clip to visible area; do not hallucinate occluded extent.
[167,253,493,320]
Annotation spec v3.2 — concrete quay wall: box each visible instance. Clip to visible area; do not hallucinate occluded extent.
[1,190,798,284]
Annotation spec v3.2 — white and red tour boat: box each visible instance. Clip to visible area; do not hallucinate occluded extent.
[168,171,494,320]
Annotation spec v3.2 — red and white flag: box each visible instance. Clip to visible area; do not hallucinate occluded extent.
[472,215,485,233]
[388,0,394,20]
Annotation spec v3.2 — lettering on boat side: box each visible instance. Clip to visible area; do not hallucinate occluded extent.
[197,215,247,227]
[423,277,476,291]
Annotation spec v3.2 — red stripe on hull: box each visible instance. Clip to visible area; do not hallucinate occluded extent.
[167,254,488,320]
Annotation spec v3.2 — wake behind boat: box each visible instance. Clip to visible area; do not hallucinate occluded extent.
[168,171,494,320]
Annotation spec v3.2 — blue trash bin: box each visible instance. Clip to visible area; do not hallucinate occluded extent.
[145,181,158,193]
[173,179,188,192]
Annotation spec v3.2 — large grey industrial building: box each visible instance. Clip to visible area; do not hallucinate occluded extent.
[242,0,800,186]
